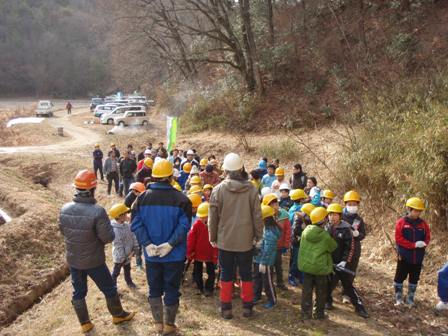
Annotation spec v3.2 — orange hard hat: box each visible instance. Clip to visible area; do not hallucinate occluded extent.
[130,182,145,193]
[73,169,97,190]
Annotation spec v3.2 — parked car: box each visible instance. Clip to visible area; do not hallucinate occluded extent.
[100,105,146,125]
[94,104,124,118]
[35,100,54,117]
[114,111,149,127]
[128,96,148,107]
[90,97,104,112]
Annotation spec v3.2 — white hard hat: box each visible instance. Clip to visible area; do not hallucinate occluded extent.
[187,149,195,155]
[261,187,272,197]
[279,183,290,191]
[222,153,243,171]
[144,149,151,155]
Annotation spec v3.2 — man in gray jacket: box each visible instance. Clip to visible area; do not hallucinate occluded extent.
[209,153,263,320]
[60,169,135,333]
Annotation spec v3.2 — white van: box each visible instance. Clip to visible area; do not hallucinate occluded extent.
[114,111,149,127]
[100,105,145,125]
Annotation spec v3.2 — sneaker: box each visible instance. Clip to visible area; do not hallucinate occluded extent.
[263,302,275,309]
[242,307,253,318]
[220,308,233,320]
[435,301,448,311]
[288,276,299,287]
[342,295,350,304]
[394,299,404,306]
[356,306,369,318]
[253,296,261,304]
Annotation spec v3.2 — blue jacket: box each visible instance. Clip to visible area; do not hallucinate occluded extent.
[131,182,192,263]
[178,171,190,190]
[438,262,448,302]
[261,174,276,188]
[93,149,103,161]
[288,203,302,224]
[254,218,281,266]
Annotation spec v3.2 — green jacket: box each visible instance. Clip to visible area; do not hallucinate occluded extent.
[298,224,337,276]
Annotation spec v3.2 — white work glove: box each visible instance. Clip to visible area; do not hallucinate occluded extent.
[415,241,427,248]
[210,241,218,248]
[255,240,262,249]
[337,261,347,268]
[145,244,159,257]
[259,264,267,274]
[352,230,360,237]
[157,242,173,257]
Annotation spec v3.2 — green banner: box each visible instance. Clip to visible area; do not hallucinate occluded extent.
[166,116,178,152]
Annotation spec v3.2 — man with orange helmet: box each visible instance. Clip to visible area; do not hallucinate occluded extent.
[60,170,134,334]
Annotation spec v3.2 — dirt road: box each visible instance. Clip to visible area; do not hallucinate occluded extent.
[0,103,100,154]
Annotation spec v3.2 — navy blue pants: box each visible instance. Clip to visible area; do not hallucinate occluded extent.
[93,160,104,180]
[122,176,135,197]
[70,264,117,300]
[219,249,253,282]
[145,261,184,306]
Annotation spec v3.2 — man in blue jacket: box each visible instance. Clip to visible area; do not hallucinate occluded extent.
[131,159,192,335]
[92,144,104,180]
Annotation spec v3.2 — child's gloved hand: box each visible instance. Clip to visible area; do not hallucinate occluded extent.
[145,244,159,257]
[259,264,267,274]
[415,241,427,248]
[281,247,288,255]
[352,230,360,237]
[337,261,347,268]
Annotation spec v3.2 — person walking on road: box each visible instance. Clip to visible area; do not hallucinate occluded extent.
[120,151,137,196]
[131,159,192,335]
[66,101,72,115]
[208,153,263,320]
[93,144,104,180]
[59,170,135,334]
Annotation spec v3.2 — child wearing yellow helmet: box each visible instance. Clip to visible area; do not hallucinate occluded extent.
[109,203,138,288]
[253,205,282,309]
[187,202,218,296]
[393,197,430,307]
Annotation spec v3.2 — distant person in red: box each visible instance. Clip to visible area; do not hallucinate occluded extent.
[66,101,72,115]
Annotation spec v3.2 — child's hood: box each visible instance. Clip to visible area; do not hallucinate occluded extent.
[221,179,252,193]
[303,225,327,243]
[277,208,289,221]
[111,220,130,229]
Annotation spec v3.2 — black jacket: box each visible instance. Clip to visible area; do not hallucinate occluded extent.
[342,212,366,264]
[59,192,114,269]
[120,158,137,178]
[290,172,307,190]
[136,167,152,184]
[327,220,355,265]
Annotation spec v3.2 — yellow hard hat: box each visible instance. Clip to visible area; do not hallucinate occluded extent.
[343,190,361,203]
[152,159,173,178]
[183,162,192,173]
[301,203,315,216]
[275,167,285,176]
[197,202,209,218]
[310,207,328,225]
[327,203,343,214]
[94,143,100,148]
[203,184,213,190]
[188,185,203,195]
[290,189,307,201]
[261,205,275,219]
[109,203,130,219]
[200,158,208,166]
[189,193,202,208]
[262,193,278,206]
[110,143,115,147]
[322,189,335,199]
[190,175,202,185]
[406,197,425,211]
[144,158,153,169]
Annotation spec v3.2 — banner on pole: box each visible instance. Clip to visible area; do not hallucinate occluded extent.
[166,116,178,152]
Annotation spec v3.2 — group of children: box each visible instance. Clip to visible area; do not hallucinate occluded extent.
[100,147,447,322]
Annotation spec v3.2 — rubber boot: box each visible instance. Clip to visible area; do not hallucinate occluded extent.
[124,264,137,288]
[406,283,417,306]
[355,304,369,318]
[148,297,164,334]
[394,282,404,306]
[240,281,254,318]
[163,303,179,336]
[105,295,135,324]
[220,281,233,320]
[72,299,94,333]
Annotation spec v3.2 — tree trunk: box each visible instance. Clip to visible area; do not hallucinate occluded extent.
[358,0,368,53]
[267,0,274,46]
[239,0,265,95]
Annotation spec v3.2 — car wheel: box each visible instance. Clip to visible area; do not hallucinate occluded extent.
[107,119,114,125]
[118,121,125,127]
[142,120,148,126]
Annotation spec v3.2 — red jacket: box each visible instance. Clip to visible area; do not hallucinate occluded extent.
[137,159,145,172]
[187,219,218,263]
[276,210,291,249]
[395,216,430,264]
